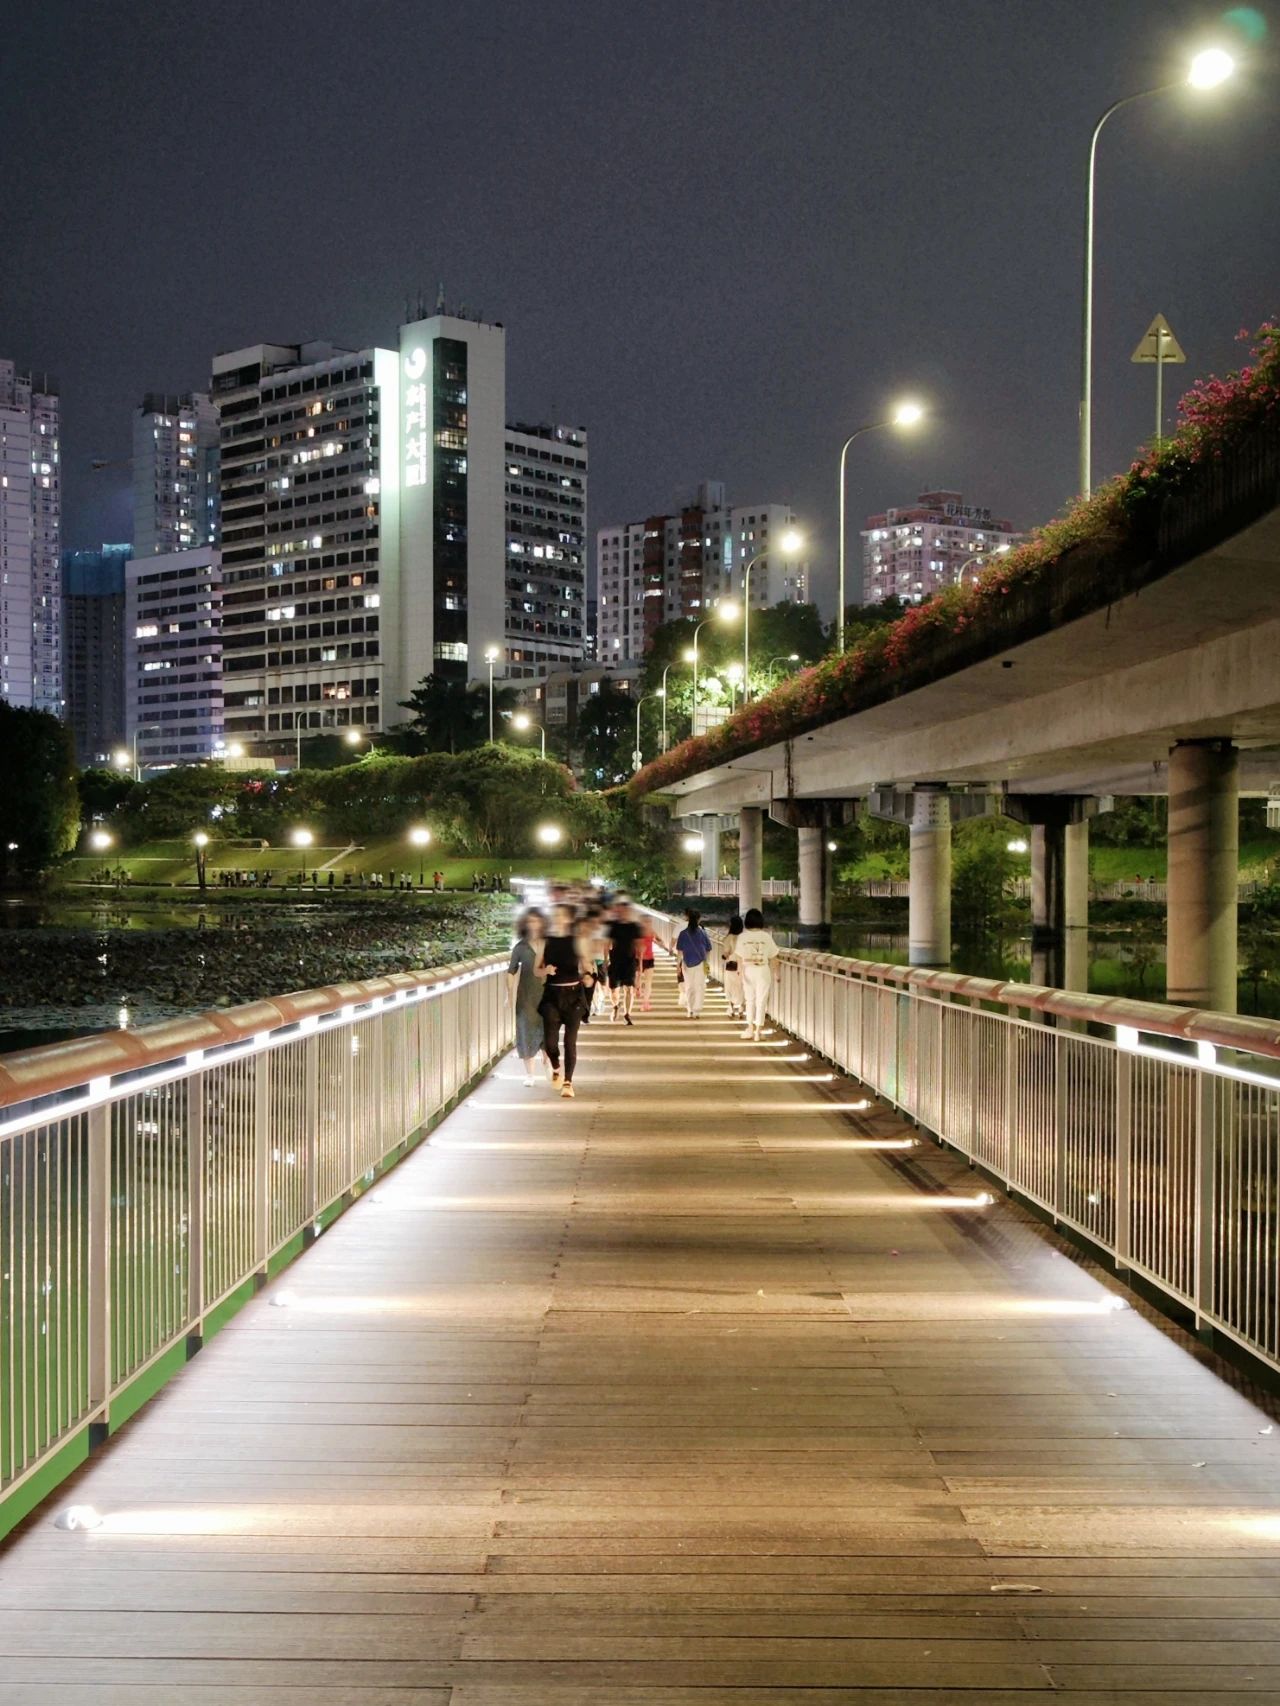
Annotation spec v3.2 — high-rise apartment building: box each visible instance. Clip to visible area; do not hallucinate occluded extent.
[595,481,806,664]
[125,545,222,769]
[862,490,1020,605]
[0,359,61,712]
[132,392,219,556]
[503,422,587,680]
[211,311,522,759]
[62,543,130,765]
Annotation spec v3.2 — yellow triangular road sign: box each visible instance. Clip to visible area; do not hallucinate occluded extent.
[1131,313,1186,364]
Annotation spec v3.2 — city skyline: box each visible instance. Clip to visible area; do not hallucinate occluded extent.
[6,1,1276,620]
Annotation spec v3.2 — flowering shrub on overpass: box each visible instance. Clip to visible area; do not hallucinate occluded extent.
[630,321,1280,800]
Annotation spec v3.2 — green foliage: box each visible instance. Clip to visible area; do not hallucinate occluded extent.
[0,703,80,879]
[578,681,635,787]
[1093,797,1162,846]
[951,816,1018,929]
[392,672,518,754]
[78,766,138,822]
[588,796,679,903]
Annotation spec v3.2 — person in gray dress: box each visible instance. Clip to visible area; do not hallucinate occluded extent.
[507,908,548,1085]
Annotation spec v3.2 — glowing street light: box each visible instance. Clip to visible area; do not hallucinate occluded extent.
[689,600,739,737]
[485,645,502,742]
[536,823,563,848]
[633,690,663,772]
[290,826,314,884]
[838,403,925,650]
[408,825,432,886]
[511,711,546,759]
[1007,838,1029,855]
[192,829,210,893]
[89,829,113,852]
[1078,45,1236,494]
[742,527,804,700]
[343,729,363,749]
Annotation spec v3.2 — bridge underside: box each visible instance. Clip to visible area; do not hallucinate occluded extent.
[669,506,1280,815]
[3,974,1279,1699]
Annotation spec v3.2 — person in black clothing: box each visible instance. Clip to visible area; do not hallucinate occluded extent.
[606,895,642,1026]
[540,902,595,1099]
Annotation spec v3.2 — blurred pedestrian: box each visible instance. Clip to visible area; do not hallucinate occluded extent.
[636,918,656,1011]
[721,912,745,1020]
[507,908,548,1086]
[607,895,641,1025]
[540,902,596,1098]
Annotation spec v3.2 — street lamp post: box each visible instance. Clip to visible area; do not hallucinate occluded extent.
[1078,47,1235,495]
[838,402,924,652]
[408,825,431,887]
[114,723,162,782]
[633,691,662,772]
[689,601,739,738]
[659,661,683,751]
[767,652,801,683]
[742,529,803,700]
[485,646,501,742]
[290,827,313,886]
[512,711,546,758]
[193,830,209,893]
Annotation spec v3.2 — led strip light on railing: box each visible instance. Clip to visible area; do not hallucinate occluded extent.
[1115,1025,1280,1093]
[0,962,503,1142]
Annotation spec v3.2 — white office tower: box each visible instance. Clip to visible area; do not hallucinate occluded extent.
[212,313,514,760]
[504,421,587,680]
[0,360,61,712]
[395,312,506,688]
[125,546,223,769]
[596,520,646,664]
[133,392,219,556]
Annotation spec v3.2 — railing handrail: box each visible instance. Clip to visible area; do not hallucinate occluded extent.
[0,954,508,1117]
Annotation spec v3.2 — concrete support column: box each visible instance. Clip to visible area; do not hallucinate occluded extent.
[908,789,951,967]
[1065,819,1089,932]
[738,807,763,916]
[796,826,832,946]
[699,820,721,883]
[1029,821,1065,947]
[1167,740,1238,1013]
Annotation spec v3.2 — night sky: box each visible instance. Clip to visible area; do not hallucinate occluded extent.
[5,0,1278,613]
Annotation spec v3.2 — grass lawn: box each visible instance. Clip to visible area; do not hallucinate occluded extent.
[56,838,592,891]
[1089,837,1280,885]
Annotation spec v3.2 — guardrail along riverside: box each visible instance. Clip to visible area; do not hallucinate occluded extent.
[0,954,511,1539]
[645,907,1280,1379]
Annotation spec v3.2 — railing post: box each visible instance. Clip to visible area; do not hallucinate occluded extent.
[86,1099,112,1433]
[1114,1048,1131,1272]
[303,1030,320,1230]
[253,1049,270,1270]
[1003,1019,1016,1182]
[1052,1034,1068,1219]
[1195,1070,1218,1332]
[186,1073,205,1337]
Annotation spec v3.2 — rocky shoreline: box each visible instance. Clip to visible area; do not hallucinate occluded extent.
[0,894,513,1047]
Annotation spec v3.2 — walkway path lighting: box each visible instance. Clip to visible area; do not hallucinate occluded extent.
[512,711,546,758]
[690,601,739,737]
[193,830,210,892]
[408,825,432,886]
[838,404,926,650]
[89,829,112,852]
[536,823,562,848]
[743,530,804,700]
[344,729,363,749]
[1078,46,1236,494]
[1007,837,1029,855]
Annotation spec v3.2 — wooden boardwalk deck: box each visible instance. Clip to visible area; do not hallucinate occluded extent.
[3,969,1280,1703]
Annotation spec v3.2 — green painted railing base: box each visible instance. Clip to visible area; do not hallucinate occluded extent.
[0,1045,508,1546]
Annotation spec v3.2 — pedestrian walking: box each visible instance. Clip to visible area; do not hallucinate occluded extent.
[507,908,548,1086]
[721,912,745,1019]
[736,907,780,1040]
[540,902,596,1098]
[606,895,641,1025]
[636,919,656,1011]
[674,908,713,1019]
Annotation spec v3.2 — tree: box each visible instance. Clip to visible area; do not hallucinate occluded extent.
[578,681,635,787]
[951,816,1017,930]
[79,766,138,822]
[395,673,517,754]
[0,703,80,880]
[841,597,906,650]
[590,796,680,903]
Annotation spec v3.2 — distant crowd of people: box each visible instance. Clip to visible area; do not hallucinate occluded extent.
[506,884,779,1100]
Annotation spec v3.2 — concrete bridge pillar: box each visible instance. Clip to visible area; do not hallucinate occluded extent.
[908,788,952,967]
[1167,740,1238,1013]
[1008,797,1096,990]
[699,819,721,883]
[738,807,763,915]
[796,827,831,946]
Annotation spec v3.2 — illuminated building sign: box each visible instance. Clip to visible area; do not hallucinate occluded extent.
[403,346,428,489]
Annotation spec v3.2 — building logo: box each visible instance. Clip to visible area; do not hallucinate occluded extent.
[403,347,428,489]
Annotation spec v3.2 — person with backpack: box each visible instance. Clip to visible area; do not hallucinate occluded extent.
[674,908,713,1020]
[736,908,780,1040]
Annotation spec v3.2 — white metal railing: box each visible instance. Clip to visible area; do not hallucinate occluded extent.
[848,877,1261,903]
[674,877,795,899]
[643,905,1280,1377]
[0,954,511,1534]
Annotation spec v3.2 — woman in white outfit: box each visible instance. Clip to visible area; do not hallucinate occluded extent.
[735,907,779,1040]
[720,913,745,1020]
